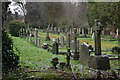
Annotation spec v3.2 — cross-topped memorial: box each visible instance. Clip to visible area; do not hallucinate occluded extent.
[94,19,102,55]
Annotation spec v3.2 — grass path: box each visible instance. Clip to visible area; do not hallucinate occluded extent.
[12,37,82,71]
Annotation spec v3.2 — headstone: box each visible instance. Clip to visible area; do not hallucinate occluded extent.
[79,44,90,65]
[94,20,101,55]
[34,28,38,45]
[52,42,59,54]
[66,34,70,48]
[77,40,80,51]
[88,28,91,34]
[58,27,61,33]
[70,40,74,49]
[70,28,72,33]
[90,27,93,34]
[92,32,94,39]
[82,27,85,37]
[60,36,64,47]
[51,24,54,32]
[88,19,110,70]
[37,37,40,47]
[71,28,79,60]
[54,27,57,33]
[116,29,119,38]
[29,34,32,42]
[79,28,81,34]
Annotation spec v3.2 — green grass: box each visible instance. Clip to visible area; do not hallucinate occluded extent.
[10,31,119,79]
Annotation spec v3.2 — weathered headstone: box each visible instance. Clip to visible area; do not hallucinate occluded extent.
[79,44,90,65]
[52,42,59,54]
[116,29,119,38]
[60,36,64,47]
[77,40,80,51]
[82,27,85,37]
[70,40,74,49]
[72,28,79,60]
[37,37,40,47]
[88,28,91,34]
[54,27,57,33]
[58,27,61,33]
[34,28,38,45]
[88,19,110,70]
[66,34,70,48]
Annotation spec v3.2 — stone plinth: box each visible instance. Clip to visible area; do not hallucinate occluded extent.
[88,55,110,70]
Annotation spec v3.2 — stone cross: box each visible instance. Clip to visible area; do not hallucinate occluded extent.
[94,19,102,55]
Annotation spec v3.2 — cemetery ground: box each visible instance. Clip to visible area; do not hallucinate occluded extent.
[4,31,119,79]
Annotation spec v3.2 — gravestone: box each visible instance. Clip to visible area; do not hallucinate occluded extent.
[37,37,40,47]
[54,27,57,33]
[90,28,93,34]
[60,36,64,47]
[82,27,85,37]
[72,28,79,60]
[77,40,80,51]
[116,29,119,38]
[58,27,61,33]
[79,44,90,65]
[88,28,91,34]
[70,40,75,49]
[88,19,110,70]
[52,41,59,54]
[34,28,38,45]
[66,34,70,48]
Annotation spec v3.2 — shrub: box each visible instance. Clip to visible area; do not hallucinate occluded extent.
[9,20,26,37]
[2,28,19,74]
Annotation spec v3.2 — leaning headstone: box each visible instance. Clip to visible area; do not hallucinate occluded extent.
[52,42,59,54]
[79,44,90,65]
